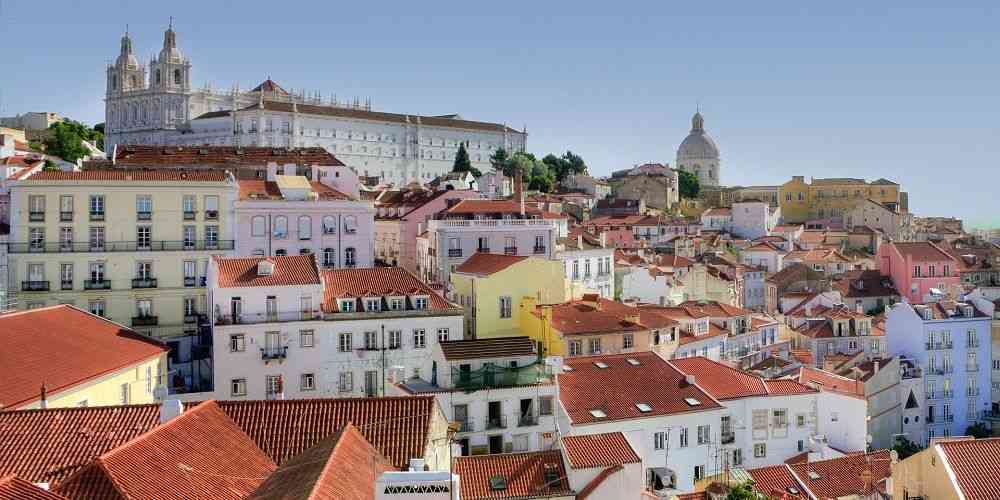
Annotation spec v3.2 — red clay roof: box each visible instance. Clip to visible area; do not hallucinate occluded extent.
[889,241,958,263]
[115,145,344,167]
[444,199,541,216]
[787,449,892,499]
[677,300,751,318]
[21,169,229,182]
[672,357,816,400]
[936,437,1000,500]
[702,207,732,216]
[237,180,352,200]
[248,423,395,500]
[439,337,536,361]
[747,465,803,499]
[0,475,69,500]
[453,253,529,276]
[561,432,640,469]
[558,352,721,424]
[0,305,167,410]
[453,450,573,500]
[797,367,866,398]
[214,255,321,288]
[321,267,452,311]
[541,298,646,335]
[54,401,276,500]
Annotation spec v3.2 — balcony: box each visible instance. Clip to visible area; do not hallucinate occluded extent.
[485,415,507,430]
[204,210,218,220]
[517,414,538,427]
[29,211,45,222]
[90,211,105,222]
[456,419,475,433]
[84,279,111,290]
[132,316,159,327]
[6,240,236,254]
[928,390,953,399]
[60,211,73,222]
[533,245,546,254]
[184,314,199,324]
[136,211,152,221]
[132,278,158,289]
[215,310,321,325]
[929,367,954,375]
[477,247,490,253]
[448,248,463,258]
[60,280,73,290]
[184,277,197,287]
[183,211,196,221]
[21,280,50,292]
[504,246,517,255]
[261,346,288,361]
[925,341,953,350]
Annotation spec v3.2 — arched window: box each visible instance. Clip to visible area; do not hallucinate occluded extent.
[173,69,182,85]
[273,216,288,239]
[298,216,312,240]
[155,69,161,84]
[343,215,357,234]
[323,248,336,267]
[274,248,287,256]
[111,74,118,90]
[251,216,266,237]
[322,216,336,234]
[344,247,356,268]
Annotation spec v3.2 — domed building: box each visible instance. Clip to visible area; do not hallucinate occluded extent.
[676,111,721,188]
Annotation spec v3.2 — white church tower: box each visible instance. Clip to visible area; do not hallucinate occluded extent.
[676,111,721,188]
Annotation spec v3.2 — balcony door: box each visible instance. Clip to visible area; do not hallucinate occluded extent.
[230,297,242,323]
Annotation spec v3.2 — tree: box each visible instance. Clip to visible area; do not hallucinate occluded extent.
[678,169,701,199]
[892,436,923,460]
[489,148,509,172]
[42,159,60,172]
[527,161,555,192]
[726,481,764,500]
[43,121,90,163]
[541,150,588,184]
[451,142,480,178]
[966,423,991,439]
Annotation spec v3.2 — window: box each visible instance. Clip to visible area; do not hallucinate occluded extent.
[323,216,336,234]
[300,373,316,391]
[322,248,336,267]
[694,465,705,481]
[29,227,45,250]
[204,196,219,219]
[300,330,314,348]
[413,296,428,310]
[697,425,711,445]
[338,372,354,392]
[230,334,245,352]
[182,195,196,217]
[183,296,196,317]
[499,296,512,318]
[173,68,182,85]
[623,334,634,349]
[569,340,582,356]
[388,330,401,349]
[145,366,154,395]
[59,227,73,250]
[136,261,152,281]
[437,328,450,342]
[539,396,553,416]
[796,414,806,427]
[754,443,767,458]
[731,449,743,466]
[273,216,288,238]
[572,260,579,279]
[389,297,403,311]
[89,195,105,219]
[365,331,378,350]
[343,215,357,234]
[251,216,266,237]
[588,338,601,355]
[338,332,353,352]
[344,247,356,267]
[89,299,106,317]
[654,432,666,450]
[182,225,195,248]
[205,225,219,248]
[60,263,73,289]
[120,383,130,404]
[773,409,788,427]
[136,226,152,250]
[27,194,45,218]
[231,378,247,396]
[752,409,768,430]
[136,195,152,219]
[298,216,312,240]
[679,428,689,447]
[413,329,426,348]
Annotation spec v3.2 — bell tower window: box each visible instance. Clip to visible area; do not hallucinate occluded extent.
[174,69,182,85]
[155,69,161,84]
[111,74,118,90]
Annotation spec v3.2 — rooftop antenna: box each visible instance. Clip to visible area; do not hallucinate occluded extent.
[168,15,173,29]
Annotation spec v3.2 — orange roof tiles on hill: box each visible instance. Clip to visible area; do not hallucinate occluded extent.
[672,357,816,400]
[0,305,167,410]
[539,298,645,335]
[936,437,1000,500]
[797,367,865,398]
[677,300,751,318]
[561,433,640,469]
[453,451,574,500]
[214,255,321,288]
[54,401,277,500]
[322,267,452,311]
[0,475,69,500]
[237,179,352,200]
[22,169,229,182]
[558,352,721,424]
[248,423,395,500]
[115,145,344,167]
[788,449,891,499]
[453,253,528,276]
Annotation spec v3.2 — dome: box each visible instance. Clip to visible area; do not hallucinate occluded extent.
[677,112,719,160]
[116,53,140,69]
[159,27,184,63]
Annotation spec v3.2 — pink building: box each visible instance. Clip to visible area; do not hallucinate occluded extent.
[878,241,961,302]
[372,188,481,271]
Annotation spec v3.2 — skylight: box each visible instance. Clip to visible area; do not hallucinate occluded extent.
[593,362,609,369]
[807,471,821,480]
[684,397,702,407]
[626,358,641,366]
[589,409,607,419]
[636,403,652,413]
[489,475,507,491]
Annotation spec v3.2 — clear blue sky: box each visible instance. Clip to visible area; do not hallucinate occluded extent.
[3,1,998,227]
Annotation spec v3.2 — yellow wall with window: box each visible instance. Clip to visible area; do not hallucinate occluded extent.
[17,354,167,409]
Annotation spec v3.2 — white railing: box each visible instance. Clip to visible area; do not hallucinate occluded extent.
[431,219,556,229]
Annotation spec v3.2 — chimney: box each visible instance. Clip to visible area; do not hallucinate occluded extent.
[600,232,607,248]
[39,383,47,409]
[577,234,583,249]
[160,399,184,424]
[514,168,525,216]
[873,360,880,374]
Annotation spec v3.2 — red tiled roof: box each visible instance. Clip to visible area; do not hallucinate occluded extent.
[785,248,851,264]
[787,449,891,499]
[453,253,529,276]
[832,270,898,298]
[54,401,276,500]
[439,337,536,361]
[558,352,721,424]
[0,404,161,485]
[540,298,645,335]
[0,305,167,410]
[214,255,321,288]
[115,145,345,167]
[657,254,694,268]
[322,267,452,311]
[21,169,229,182]
[248,423,395,500]
[797,367,865,398]
[585,215,648,226]
[0,475,69,500]
[702,207,732,216]
[444,199,541,216]
[747,465,803,499]
[743,241,785,253]
[2,157,43,171]
[677,300,751,318]
[672,357,815,400]
[215,396,437,469]
[453,451,573,500]
[936,437,1000,500]
[888,241,958,263]
[561,432,640,469]
[237,180,352,200]
[790,350,814,366]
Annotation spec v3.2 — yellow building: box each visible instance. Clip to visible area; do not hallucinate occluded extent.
[1,304,167,410]
[519,294,658,357]
[6,169,236,391]
[779,176,903,224]
[450,253,568,338]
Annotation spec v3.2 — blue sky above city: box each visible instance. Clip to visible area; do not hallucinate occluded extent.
[2,1,997,227]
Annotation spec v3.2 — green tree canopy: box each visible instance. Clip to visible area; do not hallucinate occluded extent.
[42,120,104,162]
[678,169,701,199]
[541,150,588,184]
[725,481,764,500]
[489,148,509,172]
[892,436,922,460]
[451,142,480,177]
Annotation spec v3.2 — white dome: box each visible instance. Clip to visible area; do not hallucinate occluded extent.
[677,112,719,160]
[159,46,184,63]
[116,53,139,70]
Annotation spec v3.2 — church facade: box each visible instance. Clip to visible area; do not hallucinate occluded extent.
[104,25,527,185]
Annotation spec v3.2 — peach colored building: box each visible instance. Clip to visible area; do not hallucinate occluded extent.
[877,242,961,303]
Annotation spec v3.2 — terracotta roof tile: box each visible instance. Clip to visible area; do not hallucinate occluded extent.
[22,169,229,182]
[561,432,640,469]
[453,253,529,276]
[321,267,452,312]
[702,207,732,216]
[937,437,1000,500]
[747,465,804,498]
[54,401,276,500]
[453,451,573,500]
[787,449,891,499]
[214,255,321,288]
[832,270,898,298]
[237,179,352,200]
[541,298,646,335]
[790,350,815,365]
[797,367,866,398]
[0,475,69,500]
[0,305,167,409]
[888,241,958,263]
[439,337,536,361]
[677,300,752,318]
[444,199,541,216]
[558,352,721,424]
[115,145,344,167]
[672,357,813,400]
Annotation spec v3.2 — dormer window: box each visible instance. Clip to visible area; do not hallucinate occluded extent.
[257,260,274,276]
[413,296,428,310]
[365,298,381,312]
[388,297,404,311]
[339,299,356,312]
